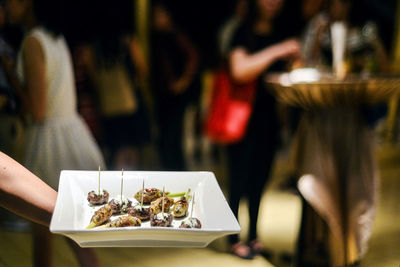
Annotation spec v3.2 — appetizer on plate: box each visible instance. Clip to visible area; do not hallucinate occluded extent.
[134,188,162,204]
[87,166,109,205]
[150,212,173,227]
[150,196,174,214]
[127,205,150,221]
[179,217,202,229]
[87,204,113,229]
[128,180,151,220]
[173,197,189,218]
[108,195,132,214]
[150,187,173,227]
[87,189,109,205]
[179,192,201,228]
[103,215,141,228]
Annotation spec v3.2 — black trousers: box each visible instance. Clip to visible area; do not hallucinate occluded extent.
[227,98,278,244]
[157,100,187,171]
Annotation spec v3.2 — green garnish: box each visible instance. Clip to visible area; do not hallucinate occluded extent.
[167,188,192,199]
[86,222,96,229]
[166,192,186,198]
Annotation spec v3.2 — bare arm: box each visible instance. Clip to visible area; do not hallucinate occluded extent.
[128,36,149,79]
[230,39,301,83]
[0,151,57,227]
[78,44,97,83]
[171,31,199,94]
[22,36,47,122]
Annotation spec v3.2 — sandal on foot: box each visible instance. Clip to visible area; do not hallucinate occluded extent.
[230,242,254,260]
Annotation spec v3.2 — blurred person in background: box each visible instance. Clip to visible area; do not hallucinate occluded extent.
[151,2,199,171]
[0,0,20,158]
[0,0,28,231]
[300,0,327,66]
[81,27,150,170]
[295,1,389,264]
[226,0,301,259]
[302,0,389,73]
[217,0,248,58]
[300,0,389,135]
[301,0,325,22]
[4,0,104,266]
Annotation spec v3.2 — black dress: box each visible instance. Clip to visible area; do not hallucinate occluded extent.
[227,26,287,244]
[152,30,199,171]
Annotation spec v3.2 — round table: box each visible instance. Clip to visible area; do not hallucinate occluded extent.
[266,73,400,266]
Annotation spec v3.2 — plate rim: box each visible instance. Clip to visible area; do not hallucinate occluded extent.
[50,170,241,235]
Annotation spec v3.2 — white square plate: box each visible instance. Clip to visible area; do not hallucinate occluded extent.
[50,171,240,247]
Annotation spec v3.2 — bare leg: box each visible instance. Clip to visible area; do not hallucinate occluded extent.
[32,223,52,267]
[65,238,101,267]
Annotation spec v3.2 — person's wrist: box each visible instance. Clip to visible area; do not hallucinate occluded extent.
[271,44,284,60]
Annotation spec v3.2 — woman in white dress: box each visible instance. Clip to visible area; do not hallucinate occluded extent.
[5,0,104,266]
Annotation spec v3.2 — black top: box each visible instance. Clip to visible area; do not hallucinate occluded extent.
[151,30,199,109]
[152,31,187,94]
[229,25,288,131]
[230,26,287,72]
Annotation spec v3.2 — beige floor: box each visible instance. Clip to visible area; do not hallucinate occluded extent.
[359,144,400,267]
[1,143,400,267]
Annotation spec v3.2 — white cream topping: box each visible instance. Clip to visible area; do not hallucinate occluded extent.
[114,195,129,208]
[134,205,143,211]
[184,218,199,228]
[156,213,170,220]
[92,189,106,196]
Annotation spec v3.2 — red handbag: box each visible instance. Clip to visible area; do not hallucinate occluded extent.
[204,68,256,144]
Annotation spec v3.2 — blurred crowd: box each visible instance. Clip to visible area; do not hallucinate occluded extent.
[0,0,398,265]
[0,0,396,170]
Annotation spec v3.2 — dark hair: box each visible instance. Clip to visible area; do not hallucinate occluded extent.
[241,0,302,49]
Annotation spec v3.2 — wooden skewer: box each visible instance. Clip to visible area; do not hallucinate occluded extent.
[185,188,191,199]
[141,180,144,206]
[98,166,101,195]
[190,192,195,220]
[120,169,124,203]
[162,186,165,215]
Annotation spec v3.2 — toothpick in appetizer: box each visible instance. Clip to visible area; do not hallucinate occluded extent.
[150,193,174,215]
[173,188,190,218]
[108,169,132,214]
[87,166,109,205]
[150,187,173,227]
[128,180,150,221]
[134,187,163,204]
[180,193,201,229]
